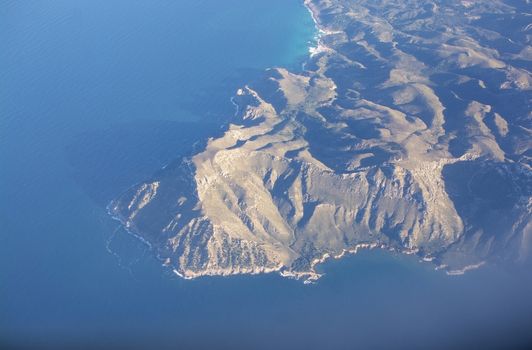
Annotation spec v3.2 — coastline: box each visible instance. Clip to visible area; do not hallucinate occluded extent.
[107,0,323,283]
[304,0,342,57]
[6,0,532,346]
[105,0,508,283]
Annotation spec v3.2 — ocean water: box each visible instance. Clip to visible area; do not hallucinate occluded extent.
[1,1,531,349]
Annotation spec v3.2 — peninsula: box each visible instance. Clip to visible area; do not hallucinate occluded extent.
[110,0,532,282]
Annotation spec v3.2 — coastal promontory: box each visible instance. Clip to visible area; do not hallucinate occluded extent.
[110,0,531,282]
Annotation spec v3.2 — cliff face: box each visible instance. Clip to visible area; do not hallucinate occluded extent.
[110,0,532,281]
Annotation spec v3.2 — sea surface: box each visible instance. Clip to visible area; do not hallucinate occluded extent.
[1,1,531,349]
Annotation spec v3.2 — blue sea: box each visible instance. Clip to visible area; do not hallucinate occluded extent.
[1,1,531,349]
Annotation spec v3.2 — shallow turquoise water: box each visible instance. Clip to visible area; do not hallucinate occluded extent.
[1,1,531,349]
